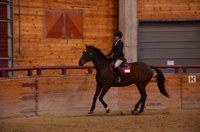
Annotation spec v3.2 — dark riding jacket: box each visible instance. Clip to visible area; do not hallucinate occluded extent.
[107,39,125,61]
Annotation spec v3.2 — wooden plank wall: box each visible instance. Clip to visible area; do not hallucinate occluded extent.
[182,74,200,109]
[118,74,181,110]
[1,74,200,117]
[13,0,200,76]
[0,78,36,118]
[138,0,200,20]
[13,0,118,68]
[38,76,118,115]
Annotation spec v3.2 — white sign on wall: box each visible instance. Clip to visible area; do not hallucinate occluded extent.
[167,60,174,65]
[188,75,197,83]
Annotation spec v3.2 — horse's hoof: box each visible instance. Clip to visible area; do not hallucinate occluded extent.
[131,110,139,115]
[139,110,143,113]
[88,111,94,115]
[106,107,110,114]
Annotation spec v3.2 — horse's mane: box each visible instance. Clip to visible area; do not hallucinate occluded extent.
[88,45,107,58]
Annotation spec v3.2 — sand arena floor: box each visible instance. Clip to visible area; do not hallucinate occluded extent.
[0,109,200,132]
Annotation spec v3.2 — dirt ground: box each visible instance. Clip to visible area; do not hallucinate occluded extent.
[0,109,200,132]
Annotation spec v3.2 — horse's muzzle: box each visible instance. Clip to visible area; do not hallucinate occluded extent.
[79,60,84,66]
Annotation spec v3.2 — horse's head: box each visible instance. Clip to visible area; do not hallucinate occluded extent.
[79,45,94,66]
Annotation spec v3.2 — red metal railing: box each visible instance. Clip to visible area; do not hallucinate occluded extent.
[154,65,181,73]
[34,66,94,76]
[0,66,94,77]
[0,65,200,77]
[154,65,200,73]
[181,65,200,73]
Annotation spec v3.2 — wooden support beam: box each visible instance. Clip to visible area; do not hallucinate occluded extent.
[119,0,138,62]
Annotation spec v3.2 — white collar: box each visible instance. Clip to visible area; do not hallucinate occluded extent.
[115,39,121,46]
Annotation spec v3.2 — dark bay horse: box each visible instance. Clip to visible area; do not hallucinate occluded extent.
[79,45,169,114]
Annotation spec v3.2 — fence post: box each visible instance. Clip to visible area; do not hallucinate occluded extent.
[62,68,67,75]
[88,68,93,74]
[37,69,42,76]
[28,69,33,76]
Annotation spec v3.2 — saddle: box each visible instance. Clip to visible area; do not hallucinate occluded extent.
[110,60,131,75]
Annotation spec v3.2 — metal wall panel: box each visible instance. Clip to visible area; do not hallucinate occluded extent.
[138,21,200,69]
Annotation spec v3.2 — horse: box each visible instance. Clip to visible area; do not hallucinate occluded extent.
[79,45,169,115]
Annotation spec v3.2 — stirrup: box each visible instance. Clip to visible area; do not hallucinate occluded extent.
[115,76,121,83]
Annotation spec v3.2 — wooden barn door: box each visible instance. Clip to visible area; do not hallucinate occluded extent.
[0,0,13,76]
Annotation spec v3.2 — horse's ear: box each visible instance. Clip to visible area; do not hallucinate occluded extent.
[85,44,88,48]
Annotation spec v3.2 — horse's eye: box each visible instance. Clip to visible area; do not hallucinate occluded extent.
[83,50,91,55]
[83,50,87,54]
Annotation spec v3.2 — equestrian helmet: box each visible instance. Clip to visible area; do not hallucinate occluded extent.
[114,31,123,38]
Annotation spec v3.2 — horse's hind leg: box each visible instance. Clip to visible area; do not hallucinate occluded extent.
[132,98,142,114]
[132,84,147,114]
[138,90,147,113]
[99,85,111,114]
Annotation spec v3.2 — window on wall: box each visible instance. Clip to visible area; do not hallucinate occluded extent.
[45,9,83,39]
[0,0,13,76]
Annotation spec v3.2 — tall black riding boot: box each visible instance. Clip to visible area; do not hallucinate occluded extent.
[115,67,121,83]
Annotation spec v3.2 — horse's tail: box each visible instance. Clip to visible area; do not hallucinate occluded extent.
[150,66,169,97]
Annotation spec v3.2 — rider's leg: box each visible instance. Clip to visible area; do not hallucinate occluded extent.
[114,59,123,82]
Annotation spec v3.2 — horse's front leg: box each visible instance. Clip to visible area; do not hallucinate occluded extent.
[99,84,111,114]
[88,83,102,114]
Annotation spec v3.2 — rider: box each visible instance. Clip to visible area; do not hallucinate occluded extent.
[107,30,125,83]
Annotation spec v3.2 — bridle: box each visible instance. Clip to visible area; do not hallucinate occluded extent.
[82,49,94,61]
